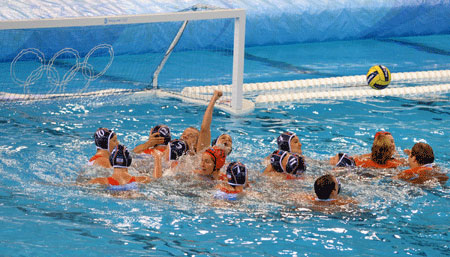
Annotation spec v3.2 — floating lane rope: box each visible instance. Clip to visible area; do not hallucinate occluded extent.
[254,84,450,103]
[181,69,450,95]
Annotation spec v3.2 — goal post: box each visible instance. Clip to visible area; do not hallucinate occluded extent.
[0,8,247,113]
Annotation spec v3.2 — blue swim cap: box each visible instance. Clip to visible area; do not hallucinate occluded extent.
[94,128,115,151]
[336,153,356,167]
[270,150,287,173]
[151,125,171,145]
[285,153,306,175]
[169,139,189,160]
[226,162,247,186]
[109,145,132,168]
[277,132,296,152]
[270,150,306,175]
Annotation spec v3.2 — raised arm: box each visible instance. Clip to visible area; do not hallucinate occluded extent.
[196,90,223,152]
[133,133,165,154]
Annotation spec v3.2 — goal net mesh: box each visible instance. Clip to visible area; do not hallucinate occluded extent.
[0,15,235,101]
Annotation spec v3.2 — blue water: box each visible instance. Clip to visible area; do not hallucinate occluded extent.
[0,35,449,256]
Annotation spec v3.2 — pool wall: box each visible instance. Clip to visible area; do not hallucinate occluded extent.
[1,1,449,59]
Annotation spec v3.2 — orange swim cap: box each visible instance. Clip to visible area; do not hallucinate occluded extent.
[205,146,226,171]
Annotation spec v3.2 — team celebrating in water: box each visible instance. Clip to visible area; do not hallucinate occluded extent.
[86,90,448,205]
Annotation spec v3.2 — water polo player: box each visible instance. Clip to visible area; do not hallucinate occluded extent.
[133,124,171,154]
[88,127,119,168]
[354,133,405,169]
[194,146,227,180]
[263,150,306,180]
[329,153,356,167]
[88,145,154,191]
[277,131,302,155]
[214,162,248,201]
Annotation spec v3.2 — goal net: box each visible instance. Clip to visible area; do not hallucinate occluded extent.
[0,7,248,113]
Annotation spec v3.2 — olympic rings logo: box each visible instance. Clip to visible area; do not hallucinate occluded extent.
[10,44,114,93]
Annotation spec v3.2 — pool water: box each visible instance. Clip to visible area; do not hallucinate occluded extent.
[0,35,449,256]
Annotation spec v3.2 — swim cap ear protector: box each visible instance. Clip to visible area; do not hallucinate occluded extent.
[109,145,132,168]
[277,132,296,152]
[212,134,232,155]
[151,125,171,145]
[226,162,247,186]
[285,153,306,175]
[94,128,115,151]
[336,153,356,167]
[270,150,306,175]
[168,139,189,160]
[270,150,287,173]
[205,146,226,171]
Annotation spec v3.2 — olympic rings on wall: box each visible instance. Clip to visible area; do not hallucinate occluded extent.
[10,44,114,93]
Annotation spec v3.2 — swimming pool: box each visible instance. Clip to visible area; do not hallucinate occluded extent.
[0,34,449,256]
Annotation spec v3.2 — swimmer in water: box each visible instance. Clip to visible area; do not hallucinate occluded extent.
[263,150,306,180]
[180,90,228,156]
[88,145,158,191]
[329,153,356,168]
[88,128,119,168]
[277,132,302,155]
[214,162,248,201]
[133,124,171,155]
[194,146,227,180]
[263,131,304,166]
[354,133,405,169]
[164,139,189,168]
[394,142,448,185]
[310,174,356,205]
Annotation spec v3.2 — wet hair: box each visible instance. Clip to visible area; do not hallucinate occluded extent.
[277,132,296,152]
[336,153,356,167]
[371,134,394,165]
[314,174,336,200]
[109,145,132,168]
[411,142,434,165]
[94,128,115,151]
[374,131,391,140]
[168,139,189,160]
[226,162,247,186]
[151,125,171,145]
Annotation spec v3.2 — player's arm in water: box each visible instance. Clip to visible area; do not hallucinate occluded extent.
[151,149,164,179]
[196,90,223,153]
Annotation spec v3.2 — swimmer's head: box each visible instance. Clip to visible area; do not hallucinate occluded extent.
[94,128,117,152]
[375,131,395,150]
[203,146,226,173]
[410,142,434,166]
[168,139,189,161]
[181,127,199,152]
[151,125,171,145]
[371,133,395,165]
[277,132,302,154]
[314,174,341,200]
[270,150,306,176]
[226,162,247,187]
[330,153,356,167]
[109,145,132,168]
[212,134,233,155]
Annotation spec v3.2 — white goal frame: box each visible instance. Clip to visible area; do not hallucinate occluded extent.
[0,9,246,112]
